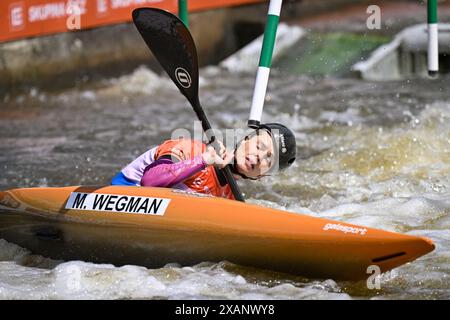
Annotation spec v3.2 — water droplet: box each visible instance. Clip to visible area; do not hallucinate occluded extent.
[29,88,38,98]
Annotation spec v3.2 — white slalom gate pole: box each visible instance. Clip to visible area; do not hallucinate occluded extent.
[428,0,439,77]
[248,0,283,128]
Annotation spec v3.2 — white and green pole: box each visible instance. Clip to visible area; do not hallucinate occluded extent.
[428,0,438,77]
[248,0,282,128]
[178,0,189,27]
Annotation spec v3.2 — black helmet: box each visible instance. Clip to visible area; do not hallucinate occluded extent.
[258,123,297,171]
[231,122,297,180]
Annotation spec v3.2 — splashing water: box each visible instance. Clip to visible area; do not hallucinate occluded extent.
[0,64,449,299]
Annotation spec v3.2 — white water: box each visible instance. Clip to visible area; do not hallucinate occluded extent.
[0,65,449,299]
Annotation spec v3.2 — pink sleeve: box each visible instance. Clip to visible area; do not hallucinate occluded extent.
[140,156,206,187]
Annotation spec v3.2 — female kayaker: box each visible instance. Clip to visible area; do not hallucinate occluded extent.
[111,123,296,199]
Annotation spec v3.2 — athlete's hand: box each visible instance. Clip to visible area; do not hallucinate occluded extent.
[202,140,234,169]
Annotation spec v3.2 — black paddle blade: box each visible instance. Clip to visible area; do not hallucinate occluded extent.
[132,8,199,107]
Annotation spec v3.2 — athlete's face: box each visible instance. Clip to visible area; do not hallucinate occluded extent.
[234,130,275,179]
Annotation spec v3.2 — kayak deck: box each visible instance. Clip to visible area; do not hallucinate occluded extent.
[0,186,435,280]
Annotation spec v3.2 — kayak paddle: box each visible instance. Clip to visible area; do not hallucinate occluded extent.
[132,7,245,202]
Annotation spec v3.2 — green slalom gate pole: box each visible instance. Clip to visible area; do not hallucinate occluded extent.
[178,0,189,27]
[428,0,438,76]
[248,0,283,128]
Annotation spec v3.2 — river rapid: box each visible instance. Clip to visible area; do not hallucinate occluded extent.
[0,63,449,299]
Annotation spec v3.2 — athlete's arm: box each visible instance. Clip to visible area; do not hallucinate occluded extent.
[140,156,206,187]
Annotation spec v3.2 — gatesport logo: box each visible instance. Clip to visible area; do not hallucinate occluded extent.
[175,67,192,88]
[323,223,367,235]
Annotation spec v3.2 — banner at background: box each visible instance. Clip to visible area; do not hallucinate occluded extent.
[0,0,264,42]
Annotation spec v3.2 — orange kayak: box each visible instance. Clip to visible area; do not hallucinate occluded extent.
[0,185,434,280]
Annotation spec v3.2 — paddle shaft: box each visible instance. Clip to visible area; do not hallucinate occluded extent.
[191,98,245,202]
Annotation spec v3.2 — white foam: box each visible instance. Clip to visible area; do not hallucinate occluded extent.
[0,256,351,300]
[0,239,29,262]
[104,65,174,96]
